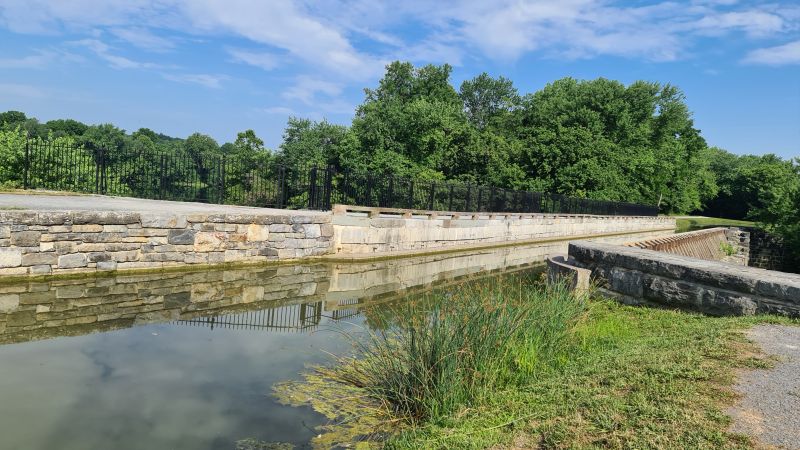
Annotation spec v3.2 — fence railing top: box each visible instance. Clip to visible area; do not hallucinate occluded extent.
[333,204,663,220]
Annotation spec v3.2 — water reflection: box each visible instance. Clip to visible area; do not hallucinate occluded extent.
[0,240,592,449]
[0,240,569,345]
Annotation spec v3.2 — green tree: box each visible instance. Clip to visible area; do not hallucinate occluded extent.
[459,73,519,130]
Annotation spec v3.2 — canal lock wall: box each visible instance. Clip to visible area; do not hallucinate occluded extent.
[0,205,675,279]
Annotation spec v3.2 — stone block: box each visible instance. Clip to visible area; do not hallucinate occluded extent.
[29,265,52,275]
[87,252,112,263]
[7,310,35,327]
[0,293,20,312]
[269,224,292,233]
[140,214,188,229]
[168,229,196,245]
[103,225,129,233]
[246,224,269,242]
[0,248,23,268]
[37,212,70,226]
[11,231,41,247]
[97,261,118,271]
[72,211,139,225]
[58,253,88,269]
[72,224,103,233]
[303,224,321,238]
[194,232,224,252]
[0,225,10,239]
[21,252,57,266]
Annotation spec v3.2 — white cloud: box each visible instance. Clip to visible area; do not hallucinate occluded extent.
[111,27,175,51]
[743,40,800,65]
[227,48,280,71]
[0,50,55,69]
[282,76,343,104]
[161,72,227,88]
[72,38,161,69]
[693,10,785,37]
[260,106,296,115]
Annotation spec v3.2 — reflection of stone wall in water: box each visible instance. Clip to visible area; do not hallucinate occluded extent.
[0,230,671,345]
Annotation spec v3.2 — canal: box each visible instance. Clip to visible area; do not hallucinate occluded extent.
[0,241,563,449]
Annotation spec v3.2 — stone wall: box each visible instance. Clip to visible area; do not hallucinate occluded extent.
[568,241,800,317]
[0,210,333,278]
[0,204,674,279]
[746,228,790,272]
[624,227,749,266]
[332,205,675,255]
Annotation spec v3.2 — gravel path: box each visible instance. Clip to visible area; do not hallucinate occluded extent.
[729,324,800,449]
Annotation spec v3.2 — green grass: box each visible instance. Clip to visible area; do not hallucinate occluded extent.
[675,216,757,233]
[275,274,798,449]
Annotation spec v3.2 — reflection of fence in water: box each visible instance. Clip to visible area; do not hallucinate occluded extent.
[175,302,325,332]
[173,298,369,332]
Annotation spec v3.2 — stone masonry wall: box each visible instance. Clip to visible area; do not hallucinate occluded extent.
[332,208,675,254]
[0,210,333,278]
[569,241,800,317]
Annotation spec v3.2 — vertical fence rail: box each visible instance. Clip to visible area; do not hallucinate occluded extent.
[20,139,659,216]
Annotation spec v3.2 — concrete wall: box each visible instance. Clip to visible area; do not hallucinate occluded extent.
[332,207,675,255]
[569,241,800,317]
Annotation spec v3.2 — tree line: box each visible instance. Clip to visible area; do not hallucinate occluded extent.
[0,61,797,256]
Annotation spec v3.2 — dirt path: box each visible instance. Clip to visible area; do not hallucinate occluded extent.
[728,325,800,449]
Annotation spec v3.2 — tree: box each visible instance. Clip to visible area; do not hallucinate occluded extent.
[45,119,88,137]
[459,73,519,130]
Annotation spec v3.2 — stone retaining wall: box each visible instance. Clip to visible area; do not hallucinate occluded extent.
[624,227,749,266]
[568,241,800,317]
[0,210,333,278]
[332,205,675,254]
[0,203,674,279]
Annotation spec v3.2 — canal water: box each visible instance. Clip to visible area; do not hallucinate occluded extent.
[0,242,564,449]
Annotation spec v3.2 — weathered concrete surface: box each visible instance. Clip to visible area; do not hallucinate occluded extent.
[569,241,800,316]
[728,325,800,449]
[332,206,675,255]
[547,256,591,293]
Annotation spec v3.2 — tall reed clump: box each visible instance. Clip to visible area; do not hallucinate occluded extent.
[327,273,588,425]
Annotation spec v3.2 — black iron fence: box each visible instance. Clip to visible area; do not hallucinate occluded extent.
[21,140,659,216]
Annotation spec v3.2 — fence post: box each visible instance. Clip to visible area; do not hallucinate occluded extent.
[407,180,414,209]
[219,155,226,204]
[277,166,286,208]
[308,167,318,209]
[428,182,435,210]
[23,139,30,189]
[448,185,454,212]
[159,154,166,199]
[323,165,334,210]
[99,146,107,195]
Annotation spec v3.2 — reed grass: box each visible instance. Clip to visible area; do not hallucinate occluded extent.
[326,273,588,425]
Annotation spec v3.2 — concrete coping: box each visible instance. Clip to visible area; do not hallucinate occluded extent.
[625,227,727,248]
[546,255,591,293]
[569,241,800,303]
[332,204,670,221]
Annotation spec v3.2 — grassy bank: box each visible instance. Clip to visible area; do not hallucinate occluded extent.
[275,273,795,449]
[675,216,757,233]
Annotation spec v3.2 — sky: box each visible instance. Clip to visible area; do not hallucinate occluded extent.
[0,0,798,159]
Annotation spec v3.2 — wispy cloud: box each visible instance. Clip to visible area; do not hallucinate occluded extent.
[111,27,175,52]
[227,48,280,71]
[72,38,161,69]
[0,50,55,69]
[161,72,227,88]
[282,76,343,104]
[260,106,296,115]
[743,40,800,65]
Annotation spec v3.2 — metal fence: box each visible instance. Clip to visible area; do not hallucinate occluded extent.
[21,140,659,216]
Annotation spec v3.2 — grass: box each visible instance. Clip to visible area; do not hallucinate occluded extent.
[275,273,798,449]
[675,216,757,233]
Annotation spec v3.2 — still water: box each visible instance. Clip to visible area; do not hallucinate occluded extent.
[0,242,562,449]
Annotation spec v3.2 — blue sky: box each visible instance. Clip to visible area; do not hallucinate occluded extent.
[0,0,798,158]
